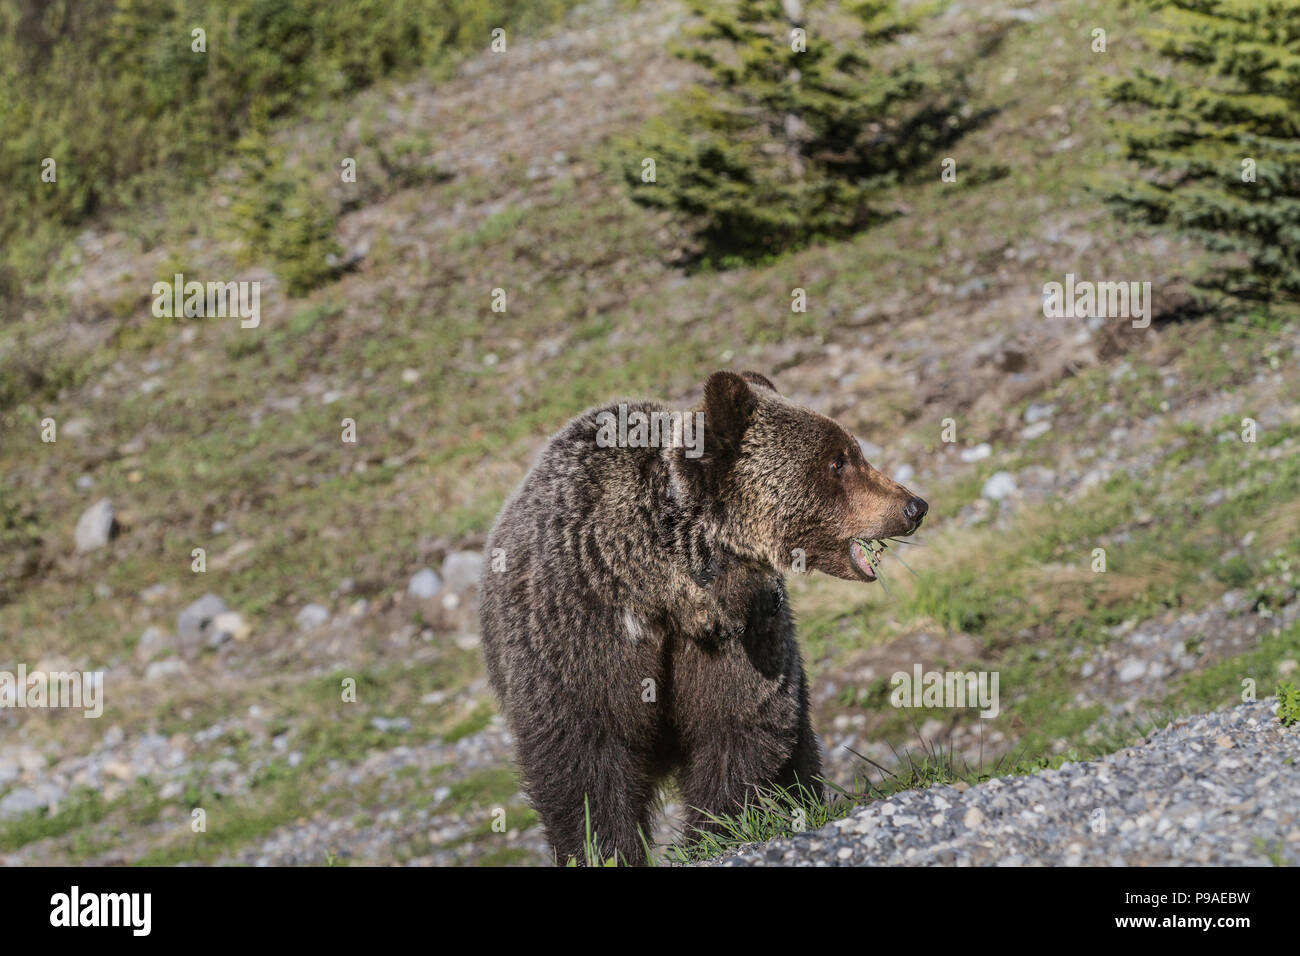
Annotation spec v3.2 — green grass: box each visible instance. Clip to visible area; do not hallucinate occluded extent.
[0,0,590,305]
[1274,681,1300,728]
[0,789,109,853]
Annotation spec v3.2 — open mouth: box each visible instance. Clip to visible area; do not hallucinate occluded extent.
[849,538,882,581]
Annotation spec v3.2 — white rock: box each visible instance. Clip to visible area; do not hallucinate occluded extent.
[1020,421,1052,441]
[1118,659,1147,682]
[177,594,228,648]
[961,443,992,463]
[441,551,485,591]
[295,603,330,630]
[210,611,250,645]
[74,498,116,552]
[408,568,442,599]
[0,783,66,819]
[981,471,1018,501]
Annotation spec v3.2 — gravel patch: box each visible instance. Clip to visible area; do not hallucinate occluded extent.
[701,700,1299,866]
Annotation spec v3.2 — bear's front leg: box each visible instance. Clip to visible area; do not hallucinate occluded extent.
[672,613,824,841]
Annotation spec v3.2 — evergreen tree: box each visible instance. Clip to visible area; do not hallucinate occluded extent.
[1105,0,1300,302]
[621,0,960,266]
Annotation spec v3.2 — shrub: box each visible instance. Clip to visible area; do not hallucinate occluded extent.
[0,0,582,294]
[618,0,965,266]
[227,119,343,296]
[0,494,44,600]
[1104,0,1300,303]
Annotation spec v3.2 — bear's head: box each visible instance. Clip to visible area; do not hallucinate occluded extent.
[680,370,927,583]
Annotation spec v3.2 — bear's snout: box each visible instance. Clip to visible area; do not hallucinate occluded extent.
[903,495,928,531]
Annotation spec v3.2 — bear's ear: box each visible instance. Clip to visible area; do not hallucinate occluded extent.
[702,370,759,455]
[677,370,761,500]
[739,370,779,394]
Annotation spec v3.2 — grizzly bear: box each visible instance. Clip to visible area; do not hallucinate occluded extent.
[479,370,927,864]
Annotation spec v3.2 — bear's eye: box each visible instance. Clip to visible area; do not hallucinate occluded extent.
[830,451,848,476]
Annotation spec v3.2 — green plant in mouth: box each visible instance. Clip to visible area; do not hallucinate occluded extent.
[852,536,921,595]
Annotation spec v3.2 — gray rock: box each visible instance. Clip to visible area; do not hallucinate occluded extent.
[1118,659,1147,682]
[295,603,330,630]
[0,783,67,820]
[74,498,116,552]
[441,551,485,592]
[1020,421,1052,441]
[981,471,1019,501]
[408,568,443,599]
[961,443,992,463]
[176,594,228,652]
[145,659,189,681]
[135,626,168,662]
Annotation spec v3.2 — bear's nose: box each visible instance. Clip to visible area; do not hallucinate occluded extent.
[903,496,928,523]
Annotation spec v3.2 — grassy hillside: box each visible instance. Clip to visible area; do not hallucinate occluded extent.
[1,0,1297,865]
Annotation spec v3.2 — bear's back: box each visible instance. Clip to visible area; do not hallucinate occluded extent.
[478,400,672,697]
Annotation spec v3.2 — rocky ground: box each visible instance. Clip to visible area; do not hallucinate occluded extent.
[703,700,1300,866]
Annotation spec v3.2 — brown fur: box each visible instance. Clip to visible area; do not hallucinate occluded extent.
[479,371,926,864]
